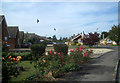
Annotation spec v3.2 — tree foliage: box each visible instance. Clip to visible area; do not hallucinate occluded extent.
[109,25,120,45]
[52,35,57,42]
[100,31,109,39]
[82,32,100,46]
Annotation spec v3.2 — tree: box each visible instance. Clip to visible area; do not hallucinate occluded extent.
[82,32,100,46]
[109,25,120,45]
[59,37,62,42]
[52,35,57,42]
[100,31,109,39]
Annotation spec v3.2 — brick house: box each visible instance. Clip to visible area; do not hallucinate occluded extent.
[0,15,9,44]
[8,26,19,48]
[19,31,24,47]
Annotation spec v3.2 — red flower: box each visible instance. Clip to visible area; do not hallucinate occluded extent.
[49,51,52,54]
[82,47,85,49]
[59,64,62,67]
[89,50,91,53]
[80,47,82,51]
[83,53,85,57]
[75,48,78,51]
[58,52,60,55]
[62,59,64,62]
[70,49,74,52]
[54,52,57,54]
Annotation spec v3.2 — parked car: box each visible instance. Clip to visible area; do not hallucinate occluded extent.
[47,42,56,47]
[22,42,32,48]
[57,42,62,44]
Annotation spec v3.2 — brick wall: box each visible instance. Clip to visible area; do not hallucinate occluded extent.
[2,18,9,42]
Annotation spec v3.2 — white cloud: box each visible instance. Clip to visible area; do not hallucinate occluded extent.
[1,2,118,38]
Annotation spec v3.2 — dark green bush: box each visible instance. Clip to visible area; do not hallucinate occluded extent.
[53,44,68,55]
[31,44,46,59]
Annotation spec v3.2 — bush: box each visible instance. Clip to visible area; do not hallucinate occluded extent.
[27,46,93,81]
[2,52,19,82]
[31,44,46,59]
[53,44,68,55]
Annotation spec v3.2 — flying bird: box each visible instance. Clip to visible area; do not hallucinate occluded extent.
[54,28,56,31]
[37,19,39,23]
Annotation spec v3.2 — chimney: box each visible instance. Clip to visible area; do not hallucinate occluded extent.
[73,34,75,38]
[103,34,104,39]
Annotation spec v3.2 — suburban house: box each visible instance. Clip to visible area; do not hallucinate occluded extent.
[100,36,116,45]
[24,32,51,44]
[8,26,20,48]
[71,33,84,45]
[65,33,84,45]
[19,31,24,47]
[0,15,9,44]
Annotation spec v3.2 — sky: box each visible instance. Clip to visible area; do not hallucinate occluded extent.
[1,2,118,39]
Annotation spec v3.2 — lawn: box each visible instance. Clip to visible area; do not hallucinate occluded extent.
[10,61,38,82]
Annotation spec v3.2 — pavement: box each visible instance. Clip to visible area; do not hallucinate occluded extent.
[57,46,119,81]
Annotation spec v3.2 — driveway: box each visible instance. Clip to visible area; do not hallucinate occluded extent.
[57,46,118,81]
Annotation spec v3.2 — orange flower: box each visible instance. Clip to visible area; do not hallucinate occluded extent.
[12,58,15,61]
[8,56,11,59]
[43,60,46,63]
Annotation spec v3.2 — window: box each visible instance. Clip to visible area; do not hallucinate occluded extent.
[4,37,7,41]
[107,39,111,43]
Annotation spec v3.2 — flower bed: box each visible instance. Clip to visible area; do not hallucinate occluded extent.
[24,46,93,81]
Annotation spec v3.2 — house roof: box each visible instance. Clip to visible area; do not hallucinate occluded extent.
[100,36,109,42]
[19,31,24,39]
[71,34,82,41]
[24,33,51,41]
[0,15,4,24]
[0,15,10,36]
[8,26,19,38]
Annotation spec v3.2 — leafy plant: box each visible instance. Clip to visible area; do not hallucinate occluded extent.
[109,25,120,45]
[82,32,99,46]
[31,44,46,60]
[53,44,68,55]
[2,52,20,82]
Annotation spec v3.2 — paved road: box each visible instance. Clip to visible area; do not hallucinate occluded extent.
[58,46,119,81]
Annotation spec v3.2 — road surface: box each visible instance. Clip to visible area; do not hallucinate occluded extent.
[57,46,119,81]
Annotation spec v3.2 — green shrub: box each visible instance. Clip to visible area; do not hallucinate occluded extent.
[2,52,19,82]
[31,44,46,59]
[53,44,68,55]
